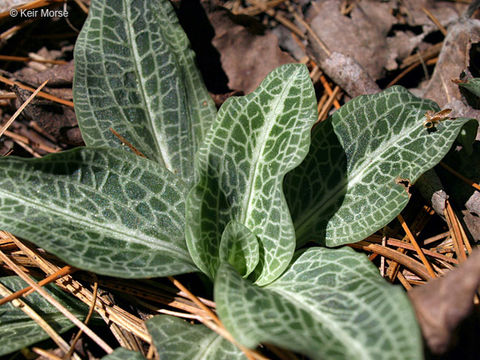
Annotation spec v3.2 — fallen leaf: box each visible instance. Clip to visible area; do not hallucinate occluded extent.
[308,50,380,98]
[422,19,480,108]
[399,0,467,32]
[13,86,81,146]
[307,0,396,80]
[209,9,294,94]
[14,61,74,88]
[438,141,480,241]
[409,249,480,355]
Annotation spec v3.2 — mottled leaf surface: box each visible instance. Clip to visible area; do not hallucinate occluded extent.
[147,315,245,360]
[186,64,317,285]
[219,221,259,278]
[0,147,196,278]
[74,0,216,183]
[0,276,87,356]
[285,86,475,247]
[102,348,145,359]
[215,247,422,360]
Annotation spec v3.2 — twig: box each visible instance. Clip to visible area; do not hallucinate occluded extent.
[0,19,35,40]
[235,0,287,16]
[365,235,458,264]
[387,58,437,87]
[168,277,220,326]
[3,232,151,343]
[33,348,65,360]
[286,1,330,56]
[10,136,42,157]
[423,231,451,245]
[395,269,413,291]
[319,74,341,109]
[3,129,61,153]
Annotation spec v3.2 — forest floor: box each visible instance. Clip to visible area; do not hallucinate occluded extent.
[0,0,479,359]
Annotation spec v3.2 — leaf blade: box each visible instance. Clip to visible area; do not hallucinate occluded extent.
[219,221,259,278]
[186,63,317,285]
[215,247,422,360]
[0,148,196,278]
[0,276,88,356]
[102,348,145,359]
[147,315,246,360]
[73,0,216,183]
[285,86,476,247]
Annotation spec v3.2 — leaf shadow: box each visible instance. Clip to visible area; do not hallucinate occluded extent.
[284,118,348,248]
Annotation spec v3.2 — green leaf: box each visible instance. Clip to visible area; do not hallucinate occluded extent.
[219,221,259,278]
[73,0,217,183]
[186,64,317,285]
[458,78,480,109]
[215,247,422,360]
[147,315,246,360]
[285,86,475,247]
[0,276,87,356]
[102,348,145,359]
[0,147,196,278]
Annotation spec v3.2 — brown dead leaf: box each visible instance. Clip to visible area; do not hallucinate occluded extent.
[209,9,294,94]
[409,249,480,354]
[399,0,467,31]
[13,86,81,146]
[8,58,80,145]
[308,50,380,98]
[422,19,480,108]
[307,0,396,80]
[14,61,74,88]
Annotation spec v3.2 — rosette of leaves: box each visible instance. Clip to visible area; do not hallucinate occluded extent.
[0,0,475,358]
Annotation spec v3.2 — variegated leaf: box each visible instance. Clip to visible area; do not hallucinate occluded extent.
[215,247,422,360]
[147,315,246,360]
[0,148,196,278]
[0,276,87,356]
[74,0,216,184]
[102,348,145,359]
[186,64,317,285]
[219,221,259,278]
[285,86,475,247]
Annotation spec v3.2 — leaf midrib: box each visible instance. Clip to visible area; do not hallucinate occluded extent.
[123,0,172,170]
[193,333,225,360]
[293,108,421,240]
[0,187,191,262]
[268,285,370,359]
[241,68,298,225]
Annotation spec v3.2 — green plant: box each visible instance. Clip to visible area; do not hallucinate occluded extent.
[0,0,476,358]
